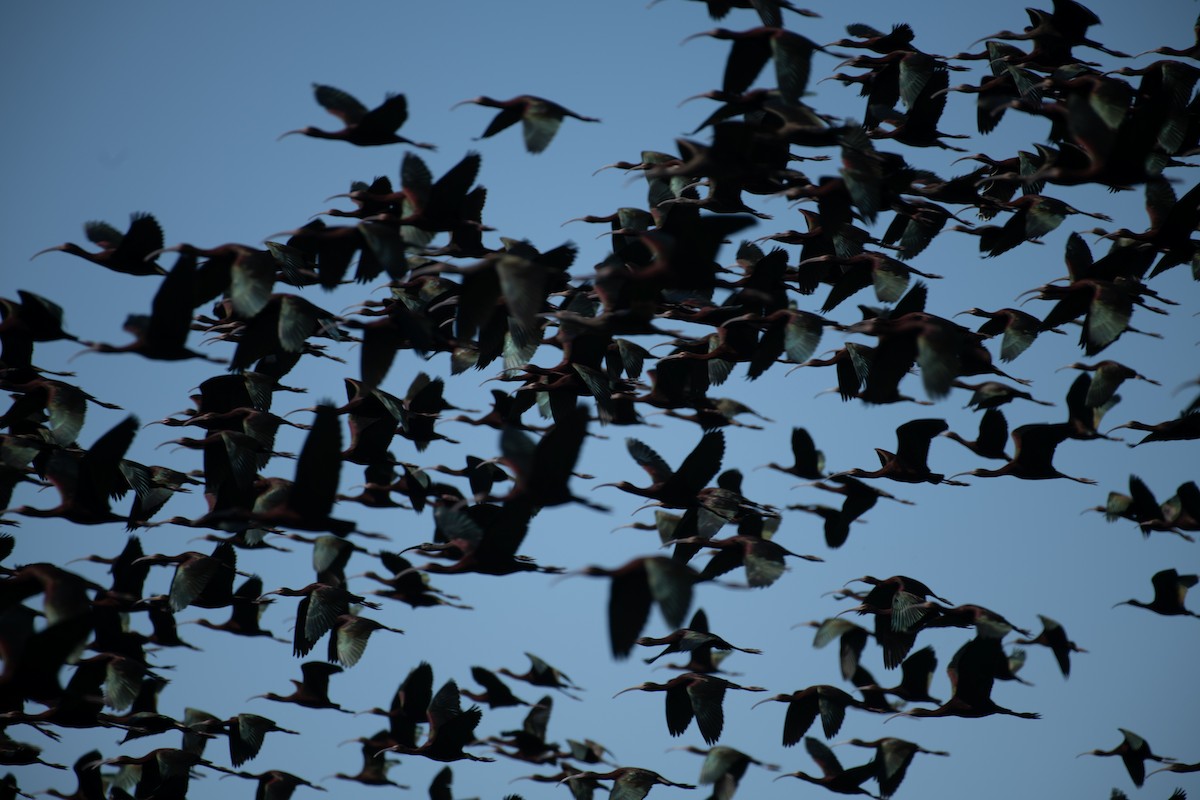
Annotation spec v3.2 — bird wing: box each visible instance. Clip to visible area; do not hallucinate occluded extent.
[358,93,409,135]
[645,558,696,629]
[290,405,342,521]
[626,438,674,485]
[689,679,728,744]
[782,693,818,746]
[817,687,850,738]
[312,84,368,124]
[427,680,464,730]
[665,681,696,737]
[671,430,726,499]
[521,111,564,154]
[804,736,846,778]
[723,36,772,95]
[112,213,165,267]
[894,418,946,467]
[480,105,525,140]
[609,563,653,659]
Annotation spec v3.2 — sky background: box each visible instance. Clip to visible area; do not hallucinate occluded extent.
[2,1,1198,798]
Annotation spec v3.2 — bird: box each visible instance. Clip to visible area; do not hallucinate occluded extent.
[574,556,701,659]
[498,653,584,700]
[671,744,778,799]
[461,666,529,709]
[840,737,949,799]
[635,627,762,664]
[77,252,222,363]
[280,84,435,148]
[255,582,382,658]
[1014,614,1087,677]
[560,767,695,799]
[1113,569,1199,618]
[597,431,725,509]
[759,427,826,479]
[250,662,352,713]
[887,636,1041,721]
[330,735,410,789]
[453,95,600,153]
[377,680,494,763]
[1079,728,1177,787]
[32,213,166,276]
[835,419,966,486]
[614,674,765,744]
[774,737,878,797]
[950,423,1096,484]
[753,684,883,744]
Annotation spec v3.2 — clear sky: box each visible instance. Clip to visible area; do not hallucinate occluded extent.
[2,1,1197,798]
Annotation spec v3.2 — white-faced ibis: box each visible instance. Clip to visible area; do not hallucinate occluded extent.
[453,95,599,153]
[1061,360,1160,409]
[683,27,828,106]
[970,0,1129,63]
[328,613,403,667]
[221,769,326,800]
[33,214,165,276]
[840,737,949,799]
[498,404,604,511]
[41,749,104,800]
[672,744,778,798]
[487,694,559,765]
[941,408,1010,460]
[561,766,696,799]
[951,422,1096,484]
[251,662,351,713]
[192,575,285,641]
[760,427,825,480]
[498,653,584,701]
[1014,614,1086,677]
[887,635,1040,721]
[256,582,381,659]
[79,253,221,363]
[192,713,300,769]
[835,419,966,486]
[329,734,410,789]
[774,737,878,797]
[1090,475,1198,542]
[958,306,1055,362]
[280,85,434,148]
[353,661,432,750]
[95,748,233,798]
[598,431,724,509]
[636,627,761,665]
[753,684,882,744]
[136,540,240,613]
[1110,414,1200,446]
[575,556,700,659]
[1080,729,1176,787]
[652,0,818,28]
[6,415,138,525]
[799,617,873,681]
[1113,569,1199,618]
[377,679,494,763]
[671,532,822,588]
[462,666,528,709]
[854,646,943,706]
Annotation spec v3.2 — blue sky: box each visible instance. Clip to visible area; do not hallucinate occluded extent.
[2,1,1198,798]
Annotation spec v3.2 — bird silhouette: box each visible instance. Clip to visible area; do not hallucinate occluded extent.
[280,84,434,148]
[1079,728,1176,787]
[1113,569,1199,618]
[454,95,599,153]
[33,214,165,276]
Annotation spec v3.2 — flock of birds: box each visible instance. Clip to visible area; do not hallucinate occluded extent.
[2,0,1199,798]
